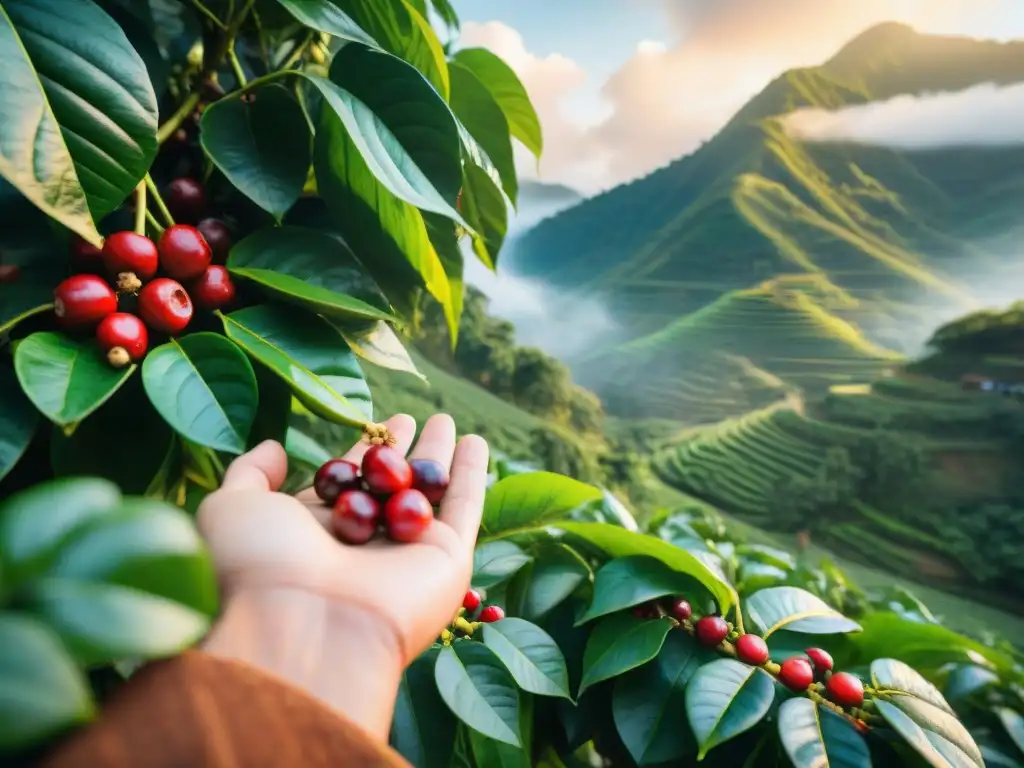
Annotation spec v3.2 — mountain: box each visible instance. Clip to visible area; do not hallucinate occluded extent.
[505,24,1024,417]
[509,179,584,234]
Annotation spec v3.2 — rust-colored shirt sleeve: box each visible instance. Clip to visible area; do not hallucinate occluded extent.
[40,651,411,768]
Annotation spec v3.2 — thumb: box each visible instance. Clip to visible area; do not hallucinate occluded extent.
[219,440,289,492]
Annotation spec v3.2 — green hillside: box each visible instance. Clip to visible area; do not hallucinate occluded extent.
[506,24,1024,358]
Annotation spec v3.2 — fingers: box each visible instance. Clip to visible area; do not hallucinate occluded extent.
[437,434,489,543]
[342,413,417,464]
[409,413,457,470]
[219,440,289,492]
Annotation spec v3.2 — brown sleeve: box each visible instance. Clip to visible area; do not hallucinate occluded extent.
[40,650,411,768]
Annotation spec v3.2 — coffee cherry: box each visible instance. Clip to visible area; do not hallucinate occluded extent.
[53,275,117,329]
[96,313,148,366]
[779,657,815,692]
[632,601,660,619]
[313,459,361,505]
[332,489,381,545]
[101,231,158,281]
[70,235,103,273]
[735,634,770,666]
[805,647,834,675]
[191,265,236,310]
[479,605,505,623]
[362,444,413,495]
[0,264,19,284]
[409,458,450,504]
[383,488,433,543]
[158,224,212,281]
[138,278,193,334]
[695,615,729,647]
[669,597,692,621]
[197,218,232,262]
[166,178,206,223]
[826,671,864,709]
[463,589,482,612]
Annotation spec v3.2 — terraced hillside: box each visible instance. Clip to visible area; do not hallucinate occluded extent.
[506,24,1024,354]
[579,280,903,421]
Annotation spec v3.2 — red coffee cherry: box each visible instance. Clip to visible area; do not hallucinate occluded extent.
[805,647,834,674]
[632,601,660,619]
[53,275,117,330]
[313,459,361,505]
[197,218,232,263]
[735,634,770,666]
[383,488,433,543]
[826,671,865,709]
[138,278,193,334]
[362,445,413,495]
[191,265,236,310]
[96,313,148,367]
[669,597,692,621]
[70,235,103,273]
[101,231,158,281]
[158,224,212,281]
[409,458,450,505]
[166,178,206,223]
[0,264,20,284]
[479,605,505,623]
[779,657,815,692]
[331,490,381,545]
[463,589,482,612]
[695,615,730,647]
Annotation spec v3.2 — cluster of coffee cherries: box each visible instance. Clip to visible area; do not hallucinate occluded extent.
[53,179,235,368]
[313,445,450,545]
[636,597,867,716]
[438,590,505,645]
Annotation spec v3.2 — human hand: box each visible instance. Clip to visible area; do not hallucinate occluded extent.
[196,413,489,739]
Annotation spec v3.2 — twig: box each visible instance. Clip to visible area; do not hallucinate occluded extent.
[189,0,228,30]
[133,181,147,235]
[145,175,175,227]
[156,91,201,144]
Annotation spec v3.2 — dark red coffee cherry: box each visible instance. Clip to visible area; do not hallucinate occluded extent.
[409,458,450,505]
[197,218,232,263]
[332,490,381,545]
[96,313,148,367]
[53,275,117,330]
[70,235,104,273]
[313,459,361,505]
[479,605,505,623]
[102,231,159,281]
[826,671,865,709]
[383,488,433,542]
[158,224,212,281]
[779,657,815,692]
[362,445,413,495]
[191,265,236,310]
[669,597,692,621]
[166,178,206,223]
[735,634,770,666]
[695,615,729,648]
[138,278,193,334]
[805,647,834,675]
[0,264,19,284]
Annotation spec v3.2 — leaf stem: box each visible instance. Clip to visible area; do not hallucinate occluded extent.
[279,32,314,71]
[145,209,165,238]
[134,181,147,235]
[156,91,202,144]
[145,175,175,227]
[188,0,228,30]
[227,44,248,87]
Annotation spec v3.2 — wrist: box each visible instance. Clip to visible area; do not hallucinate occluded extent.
[200,587,403,741]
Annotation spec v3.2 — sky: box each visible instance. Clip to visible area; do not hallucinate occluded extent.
[445,0,1024,194]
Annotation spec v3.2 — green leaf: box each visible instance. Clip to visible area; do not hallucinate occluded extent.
[482,617,571,699]
[745,587,862,639]
[459,161,509,270]
[247,361,293,448]
[423,211,465,345]
[876,697,983,768]
[521,544,591,622]
[481,472,602,537]
[450,61,517,205]
[579,613,673,695]
[285,427,333,469]
[453,48,543,159]
[577,555,709,625]
[777,698,871,768]
[227,226,392,316]
[473,540,532,589]
[612,631,710,765]
[0,477,120,582]
[142,334,259,455]
[200,84,311,220]
[0,263,59,337]
[221,304,372,427]
[0,0,157,243]
[870,659,956,716]
[943,664,998,702]
[0,364,37,482]
[390,647,457,768]
[435,642,521,747]
[469,691,533,768]
[555,522,737,622]
[272,0,378,48]
[997,709,1024,759]
[333,318,424,380]
[27,578,210,667]
[0,614,95,753]
[684,658,775,760]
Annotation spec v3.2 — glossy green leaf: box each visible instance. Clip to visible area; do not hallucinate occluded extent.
[943,664,999,702]
[577,555,708,625]
[142,334,258,455]
[227,226,392,315]
[482,617,571,699]
[876,697,983,768]
[450,61,517,205]
[221,305,372,427]
[285,427,333,469]
[423,210,465,345]
[14,332,135,428]
[579,613,672,695]
[390,648,457,768]
[685,658,775,760]
[612,631,710,765]
[272,0,377,48]
[0,614,95,752]
[481,472,602,537]
[247,362,293,449]
[200,84,311,220]
[980,744,1023,768]
[0,364,37,482]
[777,698,871,768]
[473,540,531,589]
[469,691,533,768]
[460,161,509,271]
[997,709,1024,758]
[745,587,861,639]
[736,544,795,571]
[0,259,58,337]
[453,48,542,159]
[435,642,521,747]
[521,544,591,622]
[333,318,424,381]
[871,659,956,715]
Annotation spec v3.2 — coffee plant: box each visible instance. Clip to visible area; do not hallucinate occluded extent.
[0,0,1020,766]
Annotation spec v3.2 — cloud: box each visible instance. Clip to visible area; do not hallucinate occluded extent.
[781,82,1024,149]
